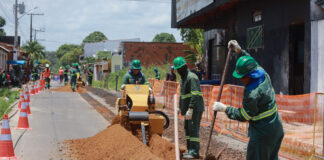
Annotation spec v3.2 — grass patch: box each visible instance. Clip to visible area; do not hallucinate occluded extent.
[0,88,19,116]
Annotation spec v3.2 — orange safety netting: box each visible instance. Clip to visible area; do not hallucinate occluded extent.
[148,79,324,160]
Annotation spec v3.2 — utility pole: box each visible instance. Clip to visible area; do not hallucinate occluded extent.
[34,28,44,41]
[28,13,44,42]
[14,0,18,60]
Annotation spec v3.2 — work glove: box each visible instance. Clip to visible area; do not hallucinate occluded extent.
[212,102,227,112]
[149,88,153,94]
[228,40,242,53]
[121,84,126,90]
[185,108,193,120]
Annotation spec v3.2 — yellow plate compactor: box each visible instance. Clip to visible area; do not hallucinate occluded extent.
[115,84,169,145]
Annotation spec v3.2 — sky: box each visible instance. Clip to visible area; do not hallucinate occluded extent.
[0,0,181,51]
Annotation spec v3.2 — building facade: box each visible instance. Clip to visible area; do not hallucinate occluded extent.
[172,0,324,94]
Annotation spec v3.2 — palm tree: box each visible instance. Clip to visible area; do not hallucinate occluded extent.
[21,41,45,61]
[182,29,204,64]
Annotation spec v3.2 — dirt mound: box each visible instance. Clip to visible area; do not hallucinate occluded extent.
[149,134,177,160]
[50,85,87,93]
[65,124,162,160]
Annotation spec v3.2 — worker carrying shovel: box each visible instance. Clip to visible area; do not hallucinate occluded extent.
[212,40,284,160]
[173,57,204,159]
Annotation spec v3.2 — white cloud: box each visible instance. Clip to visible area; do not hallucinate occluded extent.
[1,0,181,51]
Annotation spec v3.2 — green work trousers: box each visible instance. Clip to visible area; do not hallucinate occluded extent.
[184,110,203,156]
[71,77,76,91]
[64,74,68,86]
[247,132,284,160]
[88,76,92,86]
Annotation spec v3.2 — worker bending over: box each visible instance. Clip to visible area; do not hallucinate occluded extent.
[174,57,204,159]
[213,40,284,160]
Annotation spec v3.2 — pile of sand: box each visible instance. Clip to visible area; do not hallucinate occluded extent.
[64,124,181,160]
[49,85,87,93]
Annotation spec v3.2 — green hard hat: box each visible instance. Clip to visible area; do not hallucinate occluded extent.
[154,67,158,71]
[173,57,186,69]
[89,67,92,69]
[131,59,141,70]
[75,63,79,66]
[233,56,258,78]
[65,65,70,68]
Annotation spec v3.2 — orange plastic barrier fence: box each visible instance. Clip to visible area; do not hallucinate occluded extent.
[149,79,324,159]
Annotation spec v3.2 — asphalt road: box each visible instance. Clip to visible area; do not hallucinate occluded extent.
[9,81,109,160]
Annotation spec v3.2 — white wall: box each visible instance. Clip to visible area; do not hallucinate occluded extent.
[311,19,324,93]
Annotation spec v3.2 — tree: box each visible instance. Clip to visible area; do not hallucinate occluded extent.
[60,47,83,66]
[0,16,6,36]
[39,59,52,66]
[56,44,81,59]
[152,32,176,43]
[82,31,108,43]
[44,51,59,66]
[21,41,45,62]
[180,29,204,64]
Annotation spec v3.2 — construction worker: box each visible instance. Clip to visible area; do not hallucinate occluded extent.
[70,63,77,92]
[64,65,69,86]
[173,57,204,159]
[87,66,93,86]
[191,62,205,81]
[121,59,151,90]
[59,67,64,84]
[32,64,39,82]
[44,64,51,89]
[154,67,160,80]
[165,66,176,82]
[213,40,284,160]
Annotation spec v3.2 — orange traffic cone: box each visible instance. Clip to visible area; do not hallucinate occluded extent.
[25,85,30,103]
[35,81,39,94]
[30,82,35,95]
[0,114,18,159]
[18,88,24,110]
[16,100,31,130]
[23,94,32,115]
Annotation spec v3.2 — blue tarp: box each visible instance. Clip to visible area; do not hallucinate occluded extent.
[7,60,26,65]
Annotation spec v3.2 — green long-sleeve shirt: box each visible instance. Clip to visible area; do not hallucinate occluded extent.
[179,70,204,115]
[225,50,283,138]
[155,72,160,80]
[122,71,151,87]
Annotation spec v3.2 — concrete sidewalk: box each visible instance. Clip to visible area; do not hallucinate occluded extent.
[9,81,108,160]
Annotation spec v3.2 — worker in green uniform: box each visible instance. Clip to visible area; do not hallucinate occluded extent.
[173,57,204,159]
[87,66,93,86]
[32,64,39,82]
[121,59,151,90]
[154,67,160,80]
[70,63,77,92]
[213,40,284,160]
[64,65,69,86]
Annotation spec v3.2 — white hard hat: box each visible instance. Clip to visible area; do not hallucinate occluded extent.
[46,64,49,67]
[60,67,62,69]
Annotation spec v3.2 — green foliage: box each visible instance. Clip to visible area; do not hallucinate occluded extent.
[21,41,45,62]
[38,59,52,66]
[45,51,58,66]
[82,31,108,43]
[84,57,96,64]
[59,47,83,66]
[0,88,19,116]
[0,16,6,36]
[180,28,204,65]
[56,44,81,60]
[97,51,111,59]
[152,32,176,43]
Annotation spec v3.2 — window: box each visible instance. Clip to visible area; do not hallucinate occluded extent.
[115,65,121,72]
[247,25,263,50]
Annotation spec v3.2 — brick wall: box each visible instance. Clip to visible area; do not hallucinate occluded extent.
[123,42,195,68]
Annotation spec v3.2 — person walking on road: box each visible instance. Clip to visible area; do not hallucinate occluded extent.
[64,65,69,86]
[173,57,204,159]
[154,67,160,80]
[121,59,151,90]
[87,66,93,86]
[212,40,284,160]
[165,66,177,82]
[70,63,78,92]
[59,67,64,84]
[32,64,39,82]
[44,64,51,89]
